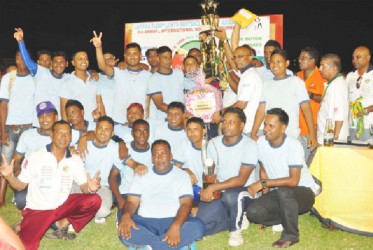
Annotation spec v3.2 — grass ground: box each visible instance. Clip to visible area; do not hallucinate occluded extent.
[1,189,373,250]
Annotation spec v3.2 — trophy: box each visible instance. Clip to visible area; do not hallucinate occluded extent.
[201,134,221,200]
[199,0,228,87]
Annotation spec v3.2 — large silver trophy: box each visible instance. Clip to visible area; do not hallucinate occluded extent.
[201,134,221,200]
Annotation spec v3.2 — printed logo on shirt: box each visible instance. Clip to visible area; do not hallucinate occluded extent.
[63,165,69,172]
[23,160,28,169]
[334,107,339,114]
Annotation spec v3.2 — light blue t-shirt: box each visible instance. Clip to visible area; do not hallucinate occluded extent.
[0,72,35,125]
[207,135,258,187]
[98,72,115,118]
[59,73,102,122]
[116,141,152,194]
[128,165,193,218]
[32,67,69,126]
[257,135,317,193]
[112,68,152,123]
[260,75,309,138]
[84,140,126,187]
[147,69,185,121]
[15,128,51,158]
[70,121,96,146]
[173,139,204,187]
[154,122,187,154]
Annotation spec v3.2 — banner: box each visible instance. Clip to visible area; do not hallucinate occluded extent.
[125,15,283,64]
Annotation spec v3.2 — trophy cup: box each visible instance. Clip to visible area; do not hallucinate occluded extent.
[201,135,221,200]
[199,0,229,90]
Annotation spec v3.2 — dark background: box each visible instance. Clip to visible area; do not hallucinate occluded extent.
[0,0,372,73]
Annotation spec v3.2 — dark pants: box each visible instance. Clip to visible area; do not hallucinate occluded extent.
[246,186,315,242]
[119,215,205,249]
[197,187,251,235]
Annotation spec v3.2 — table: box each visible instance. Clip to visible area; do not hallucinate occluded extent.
[310,145,373,236]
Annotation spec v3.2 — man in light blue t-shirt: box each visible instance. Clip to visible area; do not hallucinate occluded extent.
[147,46,185,121]
[197,107,258,247]
[118,140,205,250]
[247,108,316,248]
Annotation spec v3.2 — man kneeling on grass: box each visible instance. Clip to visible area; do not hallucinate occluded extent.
[118,139,205,250]
[0,120,101,250]
[247,108,317,248]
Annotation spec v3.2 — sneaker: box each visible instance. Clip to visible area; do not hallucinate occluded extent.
[44,227,76,240]
[228,230,243,247]
[128,245,152,250]
[68,224,76,233]
[241,212,250,230]
[95,217,106,224]
[180,241,196,250]
[272,224,284,232]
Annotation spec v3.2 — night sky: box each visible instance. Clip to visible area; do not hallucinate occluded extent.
[0,0,372,73]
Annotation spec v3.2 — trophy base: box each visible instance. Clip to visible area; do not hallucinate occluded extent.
[203,174,222,200]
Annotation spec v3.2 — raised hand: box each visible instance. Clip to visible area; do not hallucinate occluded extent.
[90,31,102,48]
[13,28,24,42]
[87,171,101,193]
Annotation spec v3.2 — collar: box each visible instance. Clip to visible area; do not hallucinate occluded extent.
[367,64,373,74]
[240,64,253,74]
[152,164,173,175]
[222,135,243,147]
[46,143,72,158]
[157,69,173,75]
[50,70,63,79]
[273,75,291,81]
[92,140,108,149]
[168,123,184,131]
[16,72,31,77]
[127,68,143,73]
[269,134,287,148]
[130,141,150,152]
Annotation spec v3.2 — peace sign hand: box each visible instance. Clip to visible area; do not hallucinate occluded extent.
[90,30,103,48]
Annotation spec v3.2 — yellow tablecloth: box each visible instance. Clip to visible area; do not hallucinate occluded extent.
[310,146,373,235]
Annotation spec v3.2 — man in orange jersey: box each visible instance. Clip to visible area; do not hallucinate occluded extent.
[297,47,325,163]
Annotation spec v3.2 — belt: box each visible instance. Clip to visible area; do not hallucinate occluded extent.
[8,124,32,130]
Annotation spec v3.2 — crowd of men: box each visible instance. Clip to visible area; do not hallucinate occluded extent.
[0,23,372,250]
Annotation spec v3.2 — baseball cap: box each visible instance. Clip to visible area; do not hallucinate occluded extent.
[127,103,144,113]
[36,101,57,117]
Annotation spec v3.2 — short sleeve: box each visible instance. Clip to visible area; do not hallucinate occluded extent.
[287,139,304,168]
[128,175,143,196]
[176,171,193,199]
[146,75,161,96]
[0,74,10,100]
[295,77,310,105]
[242,140,258,167]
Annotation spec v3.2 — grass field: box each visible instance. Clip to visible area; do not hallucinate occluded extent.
[1,189,373,250]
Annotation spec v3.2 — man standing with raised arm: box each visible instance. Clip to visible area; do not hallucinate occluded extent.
[91,31,152,123]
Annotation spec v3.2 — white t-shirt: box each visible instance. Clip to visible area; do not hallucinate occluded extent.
[257,135,317,193]
[112,68,152,123]
[207,135,258,187]
[59,73,102,122]
[346,66,373,129]
[260,75,309,138]
[117,141,152,194]
[147,69,185,121]
[173,139,204,187]
[317,75,349,144]
[84,140,126,186]
[18,145,87,210]
[237,66,263,133]
[128,165,192,218]
[98,72,115,118]
[16,128,51,158]
[154,122,187,154]
[0,72,35,125]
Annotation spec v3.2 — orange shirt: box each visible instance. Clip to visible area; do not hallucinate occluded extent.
[297,67,326,136]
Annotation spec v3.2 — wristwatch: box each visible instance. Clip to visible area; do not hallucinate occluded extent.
[309,93,314,100]
[364,108,369,115]
[261,179,267,189]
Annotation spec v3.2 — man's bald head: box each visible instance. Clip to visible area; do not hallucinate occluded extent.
[352,46,371,72]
